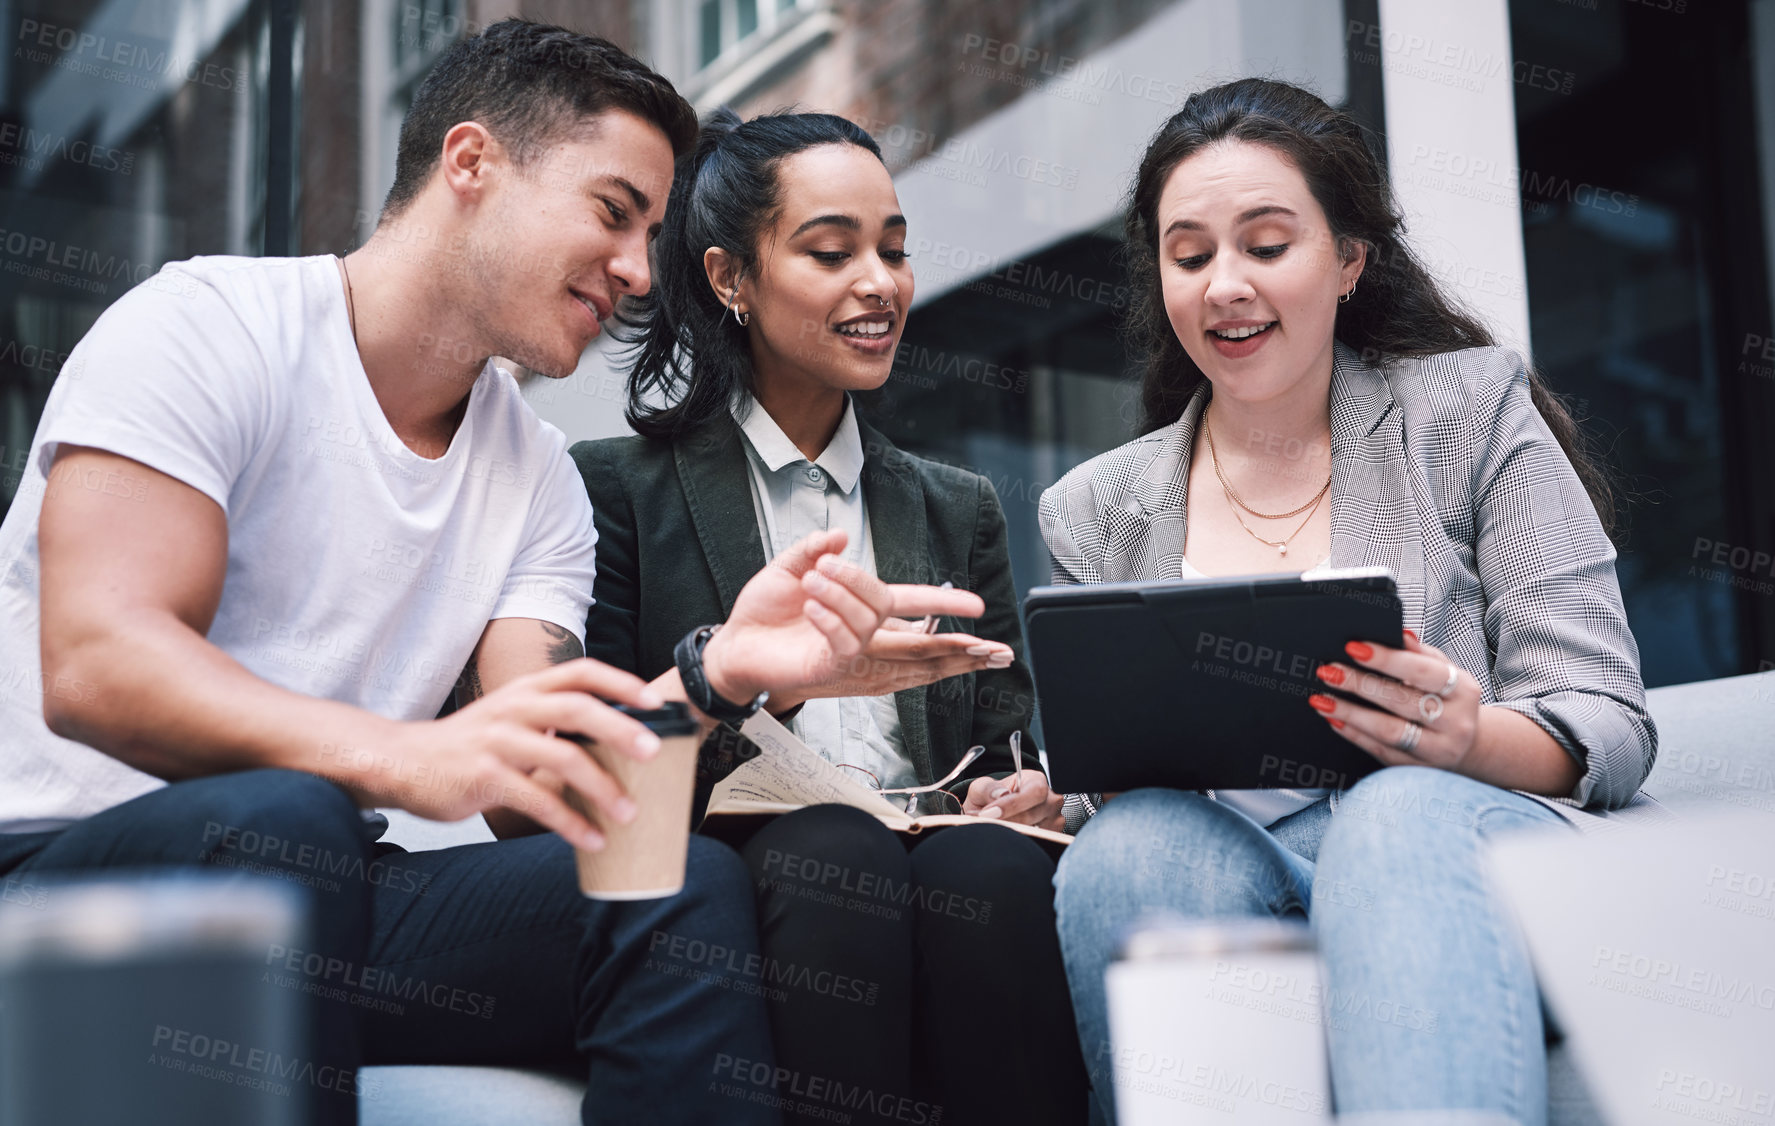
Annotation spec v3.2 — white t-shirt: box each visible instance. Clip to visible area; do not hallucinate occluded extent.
[0,255,597,831]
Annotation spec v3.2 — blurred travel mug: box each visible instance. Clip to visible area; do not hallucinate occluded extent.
[1105,917,1331,1124]
[0,874,307,1126]
[564,702,701,900]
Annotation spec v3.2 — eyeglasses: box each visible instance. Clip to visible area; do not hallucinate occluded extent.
[839,744,984,818]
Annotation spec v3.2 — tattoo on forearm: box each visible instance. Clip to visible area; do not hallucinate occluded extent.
[456,658,484,708]
[542,621,584,665]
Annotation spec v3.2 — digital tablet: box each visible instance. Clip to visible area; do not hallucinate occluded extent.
[1023,568,1403,794]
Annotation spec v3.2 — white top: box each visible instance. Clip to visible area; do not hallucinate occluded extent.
[0,255,598,832]
[1177,552,1331,828]
[730,394,915,789]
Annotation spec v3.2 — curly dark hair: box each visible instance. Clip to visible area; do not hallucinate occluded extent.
[1123,78,1614,533]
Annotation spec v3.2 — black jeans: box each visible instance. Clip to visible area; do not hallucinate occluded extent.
[0,769,779,1126]
[740,804,1089,1126]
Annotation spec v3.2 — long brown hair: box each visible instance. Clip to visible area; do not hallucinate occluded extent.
[1122,78,1615,533]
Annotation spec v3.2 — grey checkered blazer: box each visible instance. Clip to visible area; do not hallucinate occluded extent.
[1038,343,1657,813]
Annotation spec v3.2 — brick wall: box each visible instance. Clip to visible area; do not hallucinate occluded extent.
[727,0,1177,170]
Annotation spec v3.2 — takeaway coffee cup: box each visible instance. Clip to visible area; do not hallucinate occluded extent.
[1105,917,1331,1123]
[563,702,702,900]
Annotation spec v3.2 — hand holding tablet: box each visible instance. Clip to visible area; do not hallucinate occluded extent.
[1309,628,1481,771]
[1024,568,1405,794]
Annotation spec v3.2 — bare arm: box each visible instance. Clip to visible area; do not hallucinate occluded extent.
[1468,706,1584,795]
[1312,633,1583,797]
[462,618,594,840]
[40,447,664,848]
[39,446,409,787]
[43,448,1006,851]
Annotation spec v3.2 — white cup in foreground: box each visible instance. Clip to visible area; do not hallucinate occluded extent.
[1105,917,1331,1123]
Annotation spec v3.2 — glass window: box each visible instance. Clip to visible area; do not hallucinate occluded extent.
[694,0,808,75]
[1508,0,1774,684]
[0,0,273,517]
[700,0,723,68]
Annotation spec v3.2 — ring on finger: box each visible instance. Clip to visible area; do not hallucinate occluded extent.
[1417,693,1444,723]
[1436,661,1459,698]
[1396,721,1423,753]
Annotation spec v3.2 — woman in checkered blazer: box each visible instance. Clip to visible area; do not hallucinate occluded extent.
[1043,79,1654,1125]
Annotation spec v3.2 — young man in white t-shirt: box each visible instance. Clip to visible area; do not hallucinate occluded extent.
[0,20,1005,1126]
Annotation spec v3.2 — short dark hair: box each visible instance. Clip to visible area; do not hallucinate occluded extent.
[621,108,884,439]
[381,18,697,219]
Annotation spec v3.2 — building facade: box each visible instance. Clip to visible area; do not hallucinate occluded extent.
[0,0,1770,686]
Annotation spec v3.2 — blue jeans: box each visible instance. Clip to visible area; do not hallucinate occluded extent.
[0,769,779,1126]
[1054,765,1568,1126]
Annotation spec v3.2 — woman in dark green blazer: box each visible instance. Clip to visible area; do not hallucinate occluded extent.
[570,110,1086,1126]
[571,404,1032,797]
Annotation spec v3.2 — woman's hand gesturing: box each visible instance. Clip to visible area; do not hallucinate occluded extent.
[701,529,1002,710]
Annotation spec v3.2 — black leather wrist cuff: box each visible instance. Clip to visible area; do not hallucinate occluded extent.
[675,625,767,726]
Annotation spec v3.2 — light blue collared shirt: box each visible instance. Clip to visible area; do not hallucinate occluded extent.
[732,395,916,789]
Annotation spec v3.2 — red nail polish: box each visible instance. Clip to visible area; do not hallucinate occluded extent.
[1329,718,1345,730]
[1315,664,1345,686]
[1403,628,1419,643]
[1345,641,1375,662]
[1308,694,1337,714]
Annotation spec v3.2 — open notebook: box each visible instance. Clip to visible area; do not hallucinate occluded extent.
[697,711,1072,853]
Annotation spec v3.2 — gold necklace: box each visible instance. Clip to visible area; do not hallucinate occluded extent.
[1205,415,1329,519]
[1203,413,1331,557]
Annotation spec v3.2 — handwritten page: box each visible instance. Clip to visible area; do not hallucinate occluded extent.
[700,712,1071,849]
[708,711,914,826]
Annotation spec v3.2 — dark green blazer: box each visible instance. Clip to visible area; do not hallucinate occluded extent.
[568,411,1033,793]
